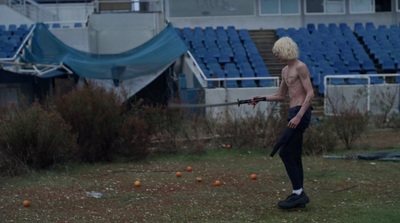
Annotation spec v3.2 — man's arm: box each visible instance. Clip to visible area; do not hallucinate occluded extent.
[250,68,288,107]
[295,65,314,118]
[287,64,314,128]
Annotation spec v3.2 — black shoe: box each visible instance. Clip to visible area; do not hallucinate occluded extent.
[278,192,310,209]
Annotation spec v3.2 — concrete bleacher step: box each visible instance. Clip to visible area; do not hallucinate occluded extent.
[249,29,325,117]
[248,29,285,77]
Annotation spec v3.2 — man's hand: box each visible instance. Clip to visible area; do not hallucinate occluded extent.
[249,96,259,109]
[288,115,301,129]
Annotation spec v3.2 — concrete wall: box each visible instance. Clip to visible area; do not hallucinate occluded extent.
[204,87,280,119]
[0,5,34,27]
[87,13,162,54]
[325,84,400,115]
[51,28,90,52]
[42,3,95,22]
[167,0,400,30]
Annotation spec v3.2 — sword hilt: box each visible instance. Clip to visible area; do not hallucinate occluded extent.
[237,97,267,107]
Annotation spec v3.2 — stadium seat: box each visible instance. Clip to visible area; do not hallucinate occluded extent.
[239,29,251,40]
[362,60,377,72]
[223,62,236,69]
[348,78,368,85]
[218,53,231,63]
[241,68,255,78]
[8,24,17,33]
[226,80,238,88]
[203,55,218,64]
[238,62,253,73]
[259,79,274,87]
[241,80,257,88]
[74,23,83,28]
[369,76,384,84]
[366,22,376,31]
[205,27,216,39]
[225,68,240,78]
[254,67,270,77]
[348,60,362,72]
[307,23,316,33]
[52,23,61,29]
[330,77,346,85]
[381,59,396,72]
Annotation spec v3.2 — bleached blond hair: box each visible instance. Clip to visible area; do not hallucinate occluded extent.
[272,37,299,61]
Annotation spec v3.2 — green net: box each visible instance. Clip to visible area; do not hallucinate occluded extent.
[23,23,187,80]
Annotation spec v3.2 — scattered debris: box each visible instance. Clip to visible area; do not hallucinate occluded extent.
[323,152,400,161]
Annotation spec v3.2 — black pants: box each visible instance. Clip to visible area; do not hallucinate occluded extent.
[278,106,311,190]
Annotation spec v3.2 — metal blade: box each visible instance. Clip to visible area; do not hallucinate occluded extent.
[168,101,239,108]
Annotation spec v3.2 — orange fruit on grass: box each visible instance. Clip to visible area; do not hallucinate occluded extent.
[176,172,182,177]
[134,181,141,187]
[215,180,221,186]
[23,200,30,207]
[226,144,231,149]
[196,177,202,182]
[186,166,193,172]
[250,174,257,180]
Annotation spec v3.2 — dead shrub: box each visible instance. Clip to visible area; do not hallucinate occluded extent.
[329,109,369,149]
[0,102,77,175]
[55,83,123,162]
[303,120,338,155]
[112,115,150,160]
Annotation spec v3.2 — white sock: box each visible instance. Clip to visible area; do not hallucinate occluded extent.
[293,188,303,195]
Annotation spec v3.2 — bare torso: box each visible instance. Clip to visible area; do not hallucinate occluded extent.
[282,60,308,108]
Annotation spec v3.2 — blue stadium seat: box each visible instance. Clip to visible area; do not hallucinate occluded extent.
[207,63,224,73]
[238,62,253,73]
[362,60,376,72]
[366,22,376,31]
[329,74,346,85]
[225,68,240,78]
[203,55,218,64]
[52,23,61,29]
[381,59,396,71]
[255,67,270,78]
[241,80,257,88]
[224,62,237,70]
[74,23,83,28]
[348,60,362,72]
[395,74,400,83]
[226,80,238,88]
[207,47,220,58]
[241,68,255,77]
[348,78,368,85]
[8,24,17,33]
[253,61,268,70]
[218,53,231,63]
[260,79,274,87]
[369,76,384,84]
[234,55,248,64]
[205,26,216,39]
[239,29,251,40]
[307,23,316,33]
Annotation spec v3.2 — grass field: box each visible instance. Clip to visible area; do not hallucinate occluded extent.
[1,142,399,223]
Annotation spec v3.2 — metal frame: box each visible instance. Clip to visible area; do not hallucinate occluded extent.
[187,51,280,89]
[323,73,400,115]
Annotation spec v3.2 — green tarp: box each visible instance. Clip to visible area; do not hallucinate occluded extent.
[23,23,187,81]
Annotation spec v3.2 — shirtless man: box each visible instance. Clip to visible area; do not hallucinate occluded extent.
[250,36,314,209]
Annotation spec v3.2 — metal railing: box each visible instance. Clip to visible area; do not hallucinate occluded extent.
[93,0,161,13]
[187,50,280,89]
[8,0,58,22]
[323,74,400,115]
